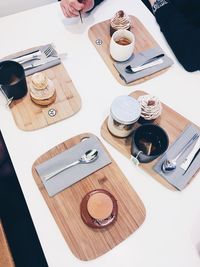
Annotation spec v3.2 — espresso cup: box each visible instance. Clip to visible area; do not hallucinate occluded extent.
[0,60,28,103]
[131,124,169,163]
[109,29,135,62]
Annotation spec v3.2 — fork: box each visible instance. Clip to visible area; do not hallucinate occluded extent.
[13,44,55,64]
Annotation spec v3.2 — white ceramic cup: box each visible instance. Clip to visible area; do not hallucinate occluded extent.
[109,29,135,62]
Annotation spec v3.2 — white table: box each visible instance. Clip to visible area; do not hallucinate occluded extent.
[0,1,200,266]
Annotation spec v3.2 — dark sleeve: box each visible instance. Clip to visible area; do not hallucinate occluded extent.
[94,0,104,7]
[155,3,200,72]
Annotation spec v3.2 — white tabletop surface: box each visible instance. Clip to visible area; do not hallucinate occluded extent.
[0,0,200,266]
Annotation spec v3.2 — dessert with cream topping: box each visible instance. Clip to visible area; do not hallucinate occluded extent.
[110,10,131,36]
[137,94,162,123]
[30,72,56,106]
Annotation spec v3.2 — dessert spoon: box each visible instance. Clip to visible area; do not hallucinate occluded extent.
[161,133,199,173]
[125,53,164,74]
[44,149,98,181]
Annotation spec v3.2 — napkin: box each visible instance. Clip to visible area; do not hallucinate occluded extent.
[114,47,174,84]
[1,44,61,77]
[154,124,200,190]
[35,136,112,197]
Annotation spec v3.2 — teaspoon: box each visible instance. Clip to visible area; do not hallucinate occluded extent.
[125,53,164,74]
[44,149,98,181]
[161,133,199,173]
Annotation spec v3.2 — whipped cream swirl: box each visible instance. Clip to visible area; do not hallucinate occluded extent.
[110,10,131,30]
[138,95,162,120]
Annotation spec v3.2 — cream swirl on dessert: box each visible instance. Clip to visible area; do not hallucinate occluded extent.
[138,95,162,120]
[110,10,131,31]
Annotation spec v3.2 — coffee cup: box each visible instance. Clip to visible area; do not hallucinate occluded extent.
[0,60,28,105]
[131,124,169,163]
[109,29,135,62]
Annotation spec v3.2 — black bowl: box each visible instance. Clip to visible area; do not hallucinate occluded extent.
[131,124,169,163]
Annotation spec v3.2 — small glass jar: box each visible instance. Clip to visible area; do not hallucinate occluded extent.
[107,95,141,137]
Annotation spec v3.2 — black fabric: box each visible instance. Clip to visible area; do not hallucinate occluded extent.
[154,0,200,72]
[0,133,48,267]
[94,0,200,72]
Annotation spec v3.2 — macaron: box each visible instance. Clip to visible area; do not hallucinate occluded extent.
[87,192,114,221]
[80,189,118,229]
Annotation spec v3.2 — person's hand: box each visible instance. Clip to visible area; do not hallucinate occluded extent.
[60,0,94,17]
[148,0,156,6]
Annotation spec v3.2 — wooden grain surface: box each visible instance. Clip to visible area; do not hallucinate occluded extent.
[32,133,146,261]
[101,90,199,190]
[88,16,168,86]
[0,222,15,267]
[10,63,81,131]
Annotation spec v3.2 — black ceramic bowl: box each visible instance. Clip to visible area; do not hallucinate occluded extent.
[0,60,27,100]
[131,124,169,163]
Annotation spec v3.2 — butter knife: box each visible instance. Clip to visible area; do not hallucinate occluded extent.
[180,136,200,172]
[24,57,60,70]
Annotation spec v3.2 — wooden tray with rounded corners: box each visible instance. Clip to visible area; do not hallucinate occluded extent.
[0,222,15,267]
[32,133,146,261]
[3,47,81,131]
[101,90,200,190]
[88,16,169,86]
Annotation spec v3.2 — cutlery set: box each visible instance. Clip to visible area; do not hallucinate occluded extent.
[12,44,59,71]
[181,136,200,174]
[13,45,55,64]
[162,133,199,174]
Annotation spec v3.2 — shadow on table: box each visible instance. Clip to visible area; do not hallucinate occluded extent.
[0,132,48,267]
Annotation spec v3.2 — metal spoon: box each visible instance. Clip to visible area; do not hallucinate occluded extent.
[161,133,199,173]
[78,0,83,23]
[125,53,164,74]
[44,149,98,181]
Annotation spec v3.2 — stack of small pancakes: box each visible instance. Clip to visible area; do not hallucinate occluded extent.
[30,73,56,106]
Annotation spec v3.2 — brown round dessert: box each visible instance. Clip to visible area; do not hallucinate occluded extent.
[30,72,56,106]
[110,10,131,36]
[80,189,118,229]
[137,94,162,124]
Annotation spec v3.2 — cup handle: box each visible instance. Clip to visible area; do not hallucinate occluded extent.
[0,86,13,107]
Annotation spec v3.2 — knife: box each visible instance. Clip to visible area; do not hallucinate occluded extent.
[13,50,41,63]
[180,136,200,172]
[182,148,200,175]
[24,57,59,70]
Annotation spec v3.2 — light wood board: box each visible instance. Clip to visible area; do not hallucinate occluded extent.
[3,47,81,131]
[32,133,146,261]
[10,63,81,131]
[88,16,169,86]
[0,222,15,267]
[101,90,199,190]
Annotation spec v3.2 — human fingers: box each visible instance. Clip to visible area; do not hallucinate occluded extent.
[69,2,82,15]
[82,0,94,12]
[60,3,69,17]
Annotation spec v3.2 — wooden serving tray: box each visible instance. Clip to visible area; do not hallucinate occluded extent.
[0,222,15,267]
[88,16,168,86]
[3,47,81,131]
[10,63,81,131]
[32,133,146,261]
[101,90,199,190]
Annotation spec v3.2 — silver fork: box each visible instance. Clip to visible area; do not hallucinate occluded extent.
[13,44,55,64]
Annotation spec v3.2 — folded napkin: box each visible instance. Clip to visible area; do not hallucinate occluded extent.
[154,124,200,190]
[35,136,112,197]
[114,47,173,84]
[1,44,61,77]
